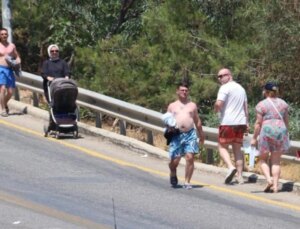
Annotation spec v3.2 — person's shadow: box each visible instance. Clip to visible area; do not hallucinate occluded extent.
[172,184,204,189]
[7,111,24,116]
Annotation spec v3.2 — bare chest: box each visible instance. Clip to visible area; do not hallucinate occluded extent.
[0,43,14,56]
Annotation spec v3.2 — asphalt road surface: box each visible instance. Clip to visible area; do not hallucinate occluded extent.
[0,112,299,229]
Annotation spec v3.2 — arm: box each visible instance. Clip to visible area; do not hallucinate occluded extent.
[41,60,54,81]
[283,101,289,130]
[283,110,289,131]
[244,100,250,132]
[12,48,21,64]
[193,106,205,145]
[214,100,224,113]
[251,112,263,146]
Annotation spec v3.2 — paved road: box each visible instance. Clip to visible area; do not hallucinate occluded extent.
[0,109,299,229]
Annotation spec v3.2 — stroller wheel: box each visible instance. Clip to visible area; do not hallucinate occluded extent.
[73,125,78,139]
[55,132,60,139]
[73,130,78,139]
[43,124,48,137]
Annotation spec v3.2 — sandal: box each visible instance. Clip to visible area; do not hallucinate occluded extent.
[264,182,273,193]
[270,186,279,193]
[170,175,178,187]
[1,111,8,117]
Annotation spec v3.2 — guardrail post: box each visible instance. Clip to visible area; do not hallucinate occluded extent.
[146,130,153,145]
[95,112,102,128]
[119,120,126,135]
[206,148,214,164]
[76,105,80,121]
[32,92,39,107]
[14,87,20,101]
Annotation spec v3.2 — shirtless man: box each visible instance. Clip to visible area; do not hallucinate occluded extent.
[0,28,21,116]
[167,81,205,189]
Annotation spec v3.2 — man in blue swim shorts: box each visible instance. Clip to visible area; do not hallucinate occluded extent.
[166,80,205,189]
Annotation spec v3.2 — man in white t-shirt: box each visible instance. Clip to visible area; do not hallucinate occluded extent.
[214,68,249,184]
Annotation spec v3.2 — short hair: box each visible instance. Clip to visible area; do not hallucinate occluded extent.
[177,80,190,89]
[0,28,8,31]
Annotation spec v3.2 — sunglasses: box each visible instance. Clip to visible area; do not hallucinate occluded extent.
[50,50,59,53]
[218,73,229,79]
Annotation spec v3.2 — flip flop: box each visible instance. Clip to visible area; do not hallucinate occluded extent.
[170,175,178,187]
[264,182,273,193]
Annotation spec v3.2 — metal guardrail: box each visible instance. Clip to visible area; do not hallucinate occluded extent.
[15,72,300,164]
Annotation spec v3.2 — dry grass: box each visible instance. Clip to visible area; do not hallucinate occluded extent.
[243,158,300,182]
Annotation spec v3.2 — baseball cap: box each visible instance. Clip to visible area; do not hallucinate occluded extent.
[264,82,278,91]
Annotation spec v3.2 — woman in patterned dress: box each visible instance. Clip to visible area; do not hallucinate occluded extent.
[251,82,289,193]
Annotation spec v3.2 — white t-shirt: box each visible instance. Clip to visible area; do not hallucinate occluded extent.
[217,81,247,125]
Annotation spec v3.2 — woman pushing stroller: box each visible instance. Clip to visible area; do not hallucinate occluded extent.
[41,44,78,138]
[41,44,70,103]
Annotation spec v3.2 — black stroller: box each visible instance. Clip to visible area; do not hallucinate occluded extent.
[43,78,79,139]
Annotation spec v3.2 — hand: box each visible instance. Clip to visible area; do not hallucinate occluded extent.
[47,76,54,81]
[250,138,257,147]
[199,133,205,145]
[200,138,205,145]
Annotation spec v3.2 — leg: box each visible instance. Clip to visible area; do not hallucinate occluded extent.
[270,152,282,192]
[184,153,194,184]
[169,156,181,186]
[232,143,244,180]
[169,157,181,176]
[0,85,7,115]
[259,152,273,191]
[219,143,237,184]
[4,87,13,108]
[218,143,235,170]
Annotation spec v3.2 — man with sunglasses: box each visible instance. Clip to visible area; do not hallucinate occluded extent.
[41,44,70,103]
[214,68,249,184]
[0,28,21,116]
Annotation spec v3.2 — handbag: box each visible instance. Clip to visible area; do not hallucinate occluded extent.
[267,98,290,148]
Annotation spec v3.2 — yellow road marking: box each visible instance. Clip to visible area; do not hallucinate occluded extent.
[1,119,300,212]
[0,191,111,229]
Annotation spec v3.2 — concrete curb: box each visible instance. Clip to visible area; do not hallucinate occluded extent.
[8,100,300,194]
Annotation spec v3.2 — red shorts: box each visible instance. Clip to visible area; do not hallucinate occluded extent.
[218,125,247,144]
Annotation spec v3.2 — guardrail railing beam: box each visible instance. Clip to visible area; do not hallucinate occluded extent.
[15,71,300,164]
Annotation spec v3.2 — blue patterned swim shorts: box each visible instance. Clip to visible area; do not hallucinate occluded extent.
[168,128,199,159]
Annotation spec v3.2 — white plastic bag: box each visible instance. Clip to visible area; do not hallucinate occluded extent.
[243,135,259,168]
[244,146,259,168]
